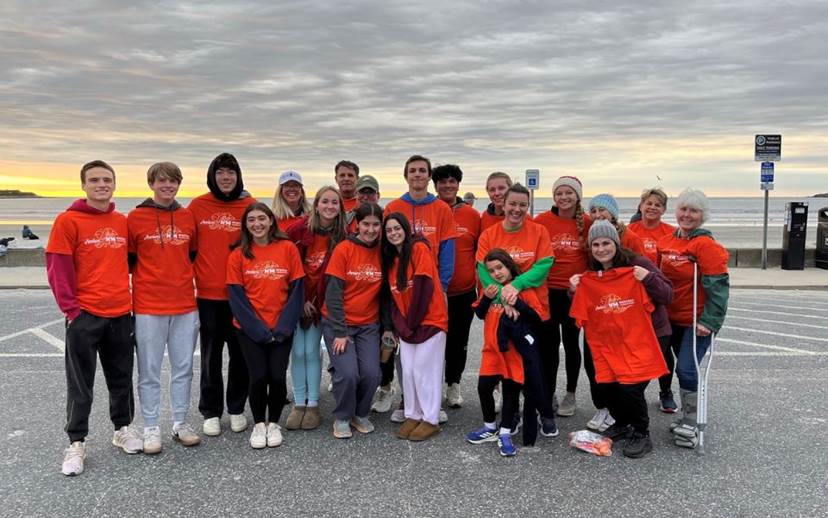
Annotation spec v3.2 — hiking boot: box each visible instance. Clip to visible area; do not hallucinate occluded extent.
[172,423,201,447]
[333,419,352,439]
[446,383,463,408]
[61,441,86,476]
[557,391,576,417]
[285,406,305,430]
[266,423,283,447]
[623,432,653,458]
[602,423,632,442]
[466,425,498,444]
[397,419,421,440]
[301,406,321,430]
[539,416,559,438]
[659,391,678,414]
[371,386,395,413]
[497,433,518,457]
[112,426,143,454]
[202,417,221,437]
[408,422,440,442]
[350,415,375,434]
[587,408,609,431]
[143,426,162,455]
[230,413,248,433]
[250,423,267,449]
[390,399,406,423]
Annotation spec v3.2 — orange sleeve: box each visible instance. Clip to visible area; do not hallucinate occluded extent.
[325,242,348,280]
[442,204,458,239]
[475,227,491,263]
[412,242,434,276]
[46,214,75,255]
[692,238,729,275]
[225,249,243,286]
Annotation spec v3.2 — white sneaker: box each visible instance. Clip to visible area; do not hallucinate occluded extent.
[390,400,406,423]
[230,413,248,433]
[172,423,201,447]
[446,383,463,408]
[202,417,221,436]
[598,412,615,433]
[439,409,448,424]
[250,423,267,449]
[371,386,395,413]
[587,408,609,431]
[266,423,283,447]
[112,426,143,454]
[143,426,162,455]
[61,441,86,476]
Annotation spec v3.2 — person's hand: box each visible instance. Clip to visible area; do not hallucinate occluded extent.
[632,265,650,281]
[333,336,350,355]
[303,301,317,319]
[569,274,582,291]
[696,323,712,337]
[500,284,518,305]
[484,285,499,299]
[504,304,521,321]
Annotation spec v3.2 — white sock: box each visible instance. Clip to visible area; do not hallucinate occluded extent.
[307,401,318,408]
[499,427,511,436]
[484,422,496,430]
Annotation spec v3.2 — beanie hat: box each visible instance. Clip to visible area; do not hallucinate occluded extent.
[588,193,619,220]
[588,219,620,248]
[552,176,583,200]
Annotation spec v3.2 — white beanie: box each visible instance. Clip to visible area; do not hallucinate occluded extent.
[553,176,583,200]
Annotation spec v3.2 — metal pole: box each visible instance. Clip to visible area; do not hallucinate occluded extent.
[761,189,769,269]
[530,190,535,218]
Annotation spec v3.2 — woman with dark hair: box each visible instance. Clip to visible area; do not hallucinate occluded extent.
[322,202,384,439]
[226,202,305,449]
[382,212,448,442]
[569,220,671,458]
[283,186,347,431]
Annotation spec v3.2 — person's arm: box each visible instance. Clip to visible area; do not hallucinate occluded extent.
[474,295,493,320]
[636,258,673,306]
[46,252,81,321]
[437,238,455,292]
[227,284,274,343]
[510,256,554,291]
[405,274,435,330]
[273,278,304,341]
[699,273,729,333]
[324,275,348,338]
[512,298,542,328]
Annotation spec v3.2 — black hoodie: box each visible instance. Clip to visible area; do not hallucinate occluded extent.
[207,153,246,201]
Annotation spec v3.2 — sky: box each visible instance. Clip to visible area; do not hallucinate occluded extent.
[1,0,827,198]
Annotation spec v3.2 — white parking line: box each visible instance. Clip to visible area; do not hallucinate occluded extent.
[725,315,828,331]
[717,351,828,357]
[0,353,62,358]
[0,318,64,342]
[723,326,828,344]
[716,337,821,355]
[29,328,65,351]
[732,301,828,313]
[728,307,825,320]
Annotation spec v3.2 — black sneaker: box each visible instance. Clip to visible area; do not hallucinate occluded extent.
[659,391,678,414]
[539,416,559,437]
[602,423,632,442]
[623,432,653,458]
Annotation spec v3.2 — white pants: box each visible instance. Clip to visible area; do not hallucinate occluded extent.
[135,311,199,426]
[399,332,446,425]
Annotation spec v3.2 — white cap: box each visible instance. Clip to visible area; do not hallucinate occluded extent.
[279,170,303,185]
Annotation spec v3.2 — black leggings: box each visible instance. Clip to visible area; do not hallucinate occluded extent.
[445,290,476,385]
[604,381,650,434]
[540,289,581,398]
[237,331,292,424]
[582,339,609,409]
[478,376,521,430]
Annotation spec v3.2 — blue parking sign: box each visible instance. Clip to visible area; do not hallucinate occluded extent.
[760,162,774,183]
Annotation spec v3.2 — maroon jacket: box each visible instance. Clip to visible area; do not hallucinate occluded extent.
[631,255,673,338]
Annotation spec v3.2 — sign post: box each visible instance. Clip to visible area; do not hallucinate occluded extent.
[755,135,781,269]
[525,169,539,217]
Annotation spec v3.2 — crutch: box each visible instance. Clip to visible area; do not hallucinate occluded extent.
[691,258,715,456]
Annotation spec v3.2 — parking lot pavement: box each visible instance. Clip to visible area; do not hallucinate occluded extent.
[0,289,826,517]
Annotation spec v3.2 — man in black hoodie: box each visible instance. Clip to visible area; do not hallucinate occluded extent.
[188,153,257,436]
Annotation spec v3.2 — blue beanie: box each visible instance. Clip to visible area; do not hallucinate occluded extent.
[588,193,619,220]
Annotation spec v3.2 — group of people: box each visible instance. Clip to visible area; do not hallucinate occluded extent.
[47,152,729,476]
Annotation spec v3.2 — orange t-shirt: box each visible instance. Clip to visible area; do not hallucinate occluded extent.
[569,267,668,384]
[302,232,331,306]
[629,221,675,264]
[188,193,257,300]
[480,210,504,231]
[388,241,449,332]
[322,240,383,326]
[657,233,729,326]
[342,197,359,213]
[533,210,592,290]
[128,206,197,315]
[225,240,305,329]
[621,228,647,256]
[384,197,457,265]
[47,208,132,317]
[449,203,481,295]
[277,215,303,233]
[476,220,552,321]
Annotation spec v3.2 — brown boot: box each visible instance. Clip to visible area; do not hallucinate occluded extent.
[408,421,440,442]
[285,406,305,430]
[301,406,321,430]
[396,419,421,440]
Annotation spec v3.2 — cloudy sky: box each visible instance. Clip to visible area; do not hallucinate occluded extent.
[1,0,826,197]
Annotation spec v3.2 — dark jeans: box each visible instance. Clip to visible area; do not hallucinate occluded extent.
[445,290,476,385]
[478,375,520,430]
[540,288,582,398]
[197,298,248,419]
[582,339,609,409]
[64,311,134,442]
[236,331,291,424]
[657,334,674,394]
[604,381,650,434]
[671,324,712,391]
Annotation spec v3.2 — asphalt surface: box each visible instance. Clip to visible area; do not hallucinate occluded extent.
[0,289,826,517]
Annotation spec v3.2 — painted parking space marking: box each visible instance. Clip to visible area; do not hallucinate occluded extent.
[728,307,825,320]
[723,325,828,344]
[29,328,65,351]
[0,318,64,343]
[725,315,828,331]
[715,337,821,355]
[731,301,828,313]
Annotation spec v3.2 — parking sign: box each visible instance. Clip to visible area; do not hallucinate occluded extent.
[525,169,539,190]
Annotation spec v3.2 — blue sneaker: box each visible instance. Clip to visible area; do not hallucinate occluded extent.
[466,425,498,444]
[497,433,517,457]
[539,416,559,437]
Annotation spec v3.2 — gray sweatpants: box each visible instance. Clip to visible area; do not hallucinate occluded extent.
[321,319,381,420]
[135,311,199,427]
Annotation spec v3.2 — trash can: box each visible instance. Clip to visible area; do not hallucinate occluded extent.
[782,202,808,270]
[816,207,828,270]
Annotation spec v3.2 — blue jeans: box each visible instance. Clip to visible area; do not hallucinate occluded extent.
[673,325,712,391]
[290,323,322,405]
